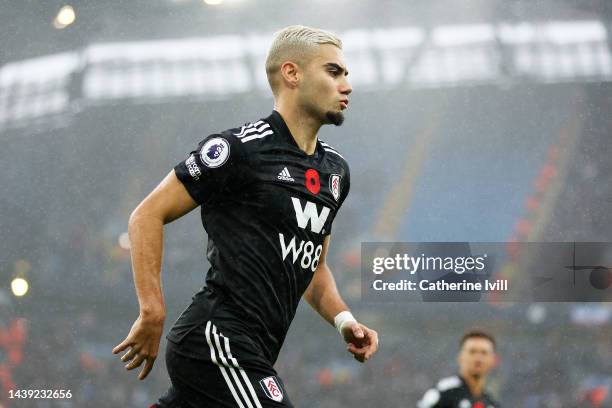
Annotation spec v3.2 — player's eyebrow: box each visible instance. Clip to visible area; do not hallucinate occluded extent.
[324,62,349,76]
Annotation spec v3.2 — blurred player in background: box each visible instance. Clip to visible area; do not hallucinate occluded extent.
[113,25,378,407]
[418,329,500,408]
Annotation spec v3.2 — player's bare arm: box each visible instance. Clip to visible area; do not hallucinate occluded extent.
[112,170,198,380]
[303,235,379,363]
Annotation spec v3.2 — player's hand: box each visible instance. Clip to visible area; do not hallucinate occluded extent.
[341,322,378,363]
[112,313,164,380]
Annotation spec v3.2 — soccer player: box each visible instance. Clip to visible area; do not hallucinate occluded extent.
[418,329,500,408]
[112,25,379,407]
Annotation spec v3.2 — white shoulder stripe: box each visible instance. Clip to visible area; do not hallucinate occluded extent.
[437,376,462,391]
[320,141,339,150]
[418,388,441,408]
[234,120,265,137]
[324,148,345,159]
[320,140,345,159]
[322,145,340,154]
[241,129,274,143]
[235,123,270,138]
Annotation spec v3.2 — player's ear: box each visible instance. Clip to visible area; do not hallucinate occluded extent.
[280,61,300,89]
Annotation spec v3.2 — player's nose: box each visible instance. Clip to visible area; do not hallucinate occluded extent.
[339,77,352,96]
[342,82,352,96]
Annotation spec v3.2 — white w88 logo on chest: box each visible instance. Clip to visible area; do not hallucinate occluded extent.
[277,197,330,272]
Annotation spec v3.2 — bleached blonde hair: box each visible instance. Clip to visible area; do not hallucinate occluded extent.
[265,25,342,95]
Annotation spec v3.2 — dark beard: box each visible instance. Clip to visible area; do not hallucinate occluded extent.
[325,111,345,126]
[469,373,482,381]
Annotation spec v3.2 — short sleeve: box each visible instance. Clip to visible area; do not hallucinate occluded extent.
[174,133,246,205]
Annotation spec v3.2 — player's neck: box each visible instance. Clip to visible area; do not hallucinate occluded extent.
[274,105,321,155]
[461,373,486,397]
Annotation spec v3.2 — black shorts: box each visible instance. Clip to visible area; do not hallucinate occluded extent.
[155,321,293,408]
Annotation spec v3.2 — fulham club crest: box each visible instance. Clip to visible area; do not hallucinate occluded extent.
[260,376,283,402]
[329,174,341,201]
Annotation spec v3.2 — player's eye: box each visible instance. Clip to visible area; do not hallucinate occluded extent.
[329,69,340,77]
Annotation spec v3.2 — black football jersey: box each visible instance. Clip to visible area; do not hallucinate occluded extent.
[418,375,500,408]
[168,110,350,364]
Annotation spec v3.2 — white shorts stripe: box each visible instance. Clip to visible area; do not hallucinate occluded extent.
[223,337,263,408]
[223,336,241,368]
[212,325,255,408]
[205,322,247,408]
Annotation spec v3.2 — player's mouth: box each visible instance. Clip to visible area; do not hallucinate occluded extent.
[340,100,349,109]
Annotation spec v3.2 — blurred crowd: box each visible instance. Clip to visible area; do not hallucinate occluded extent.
[1,84,611,407]
[1,303,611,407]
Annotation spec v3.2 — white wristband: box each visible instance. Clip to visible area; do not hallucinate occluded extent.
[334,311,357,335]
